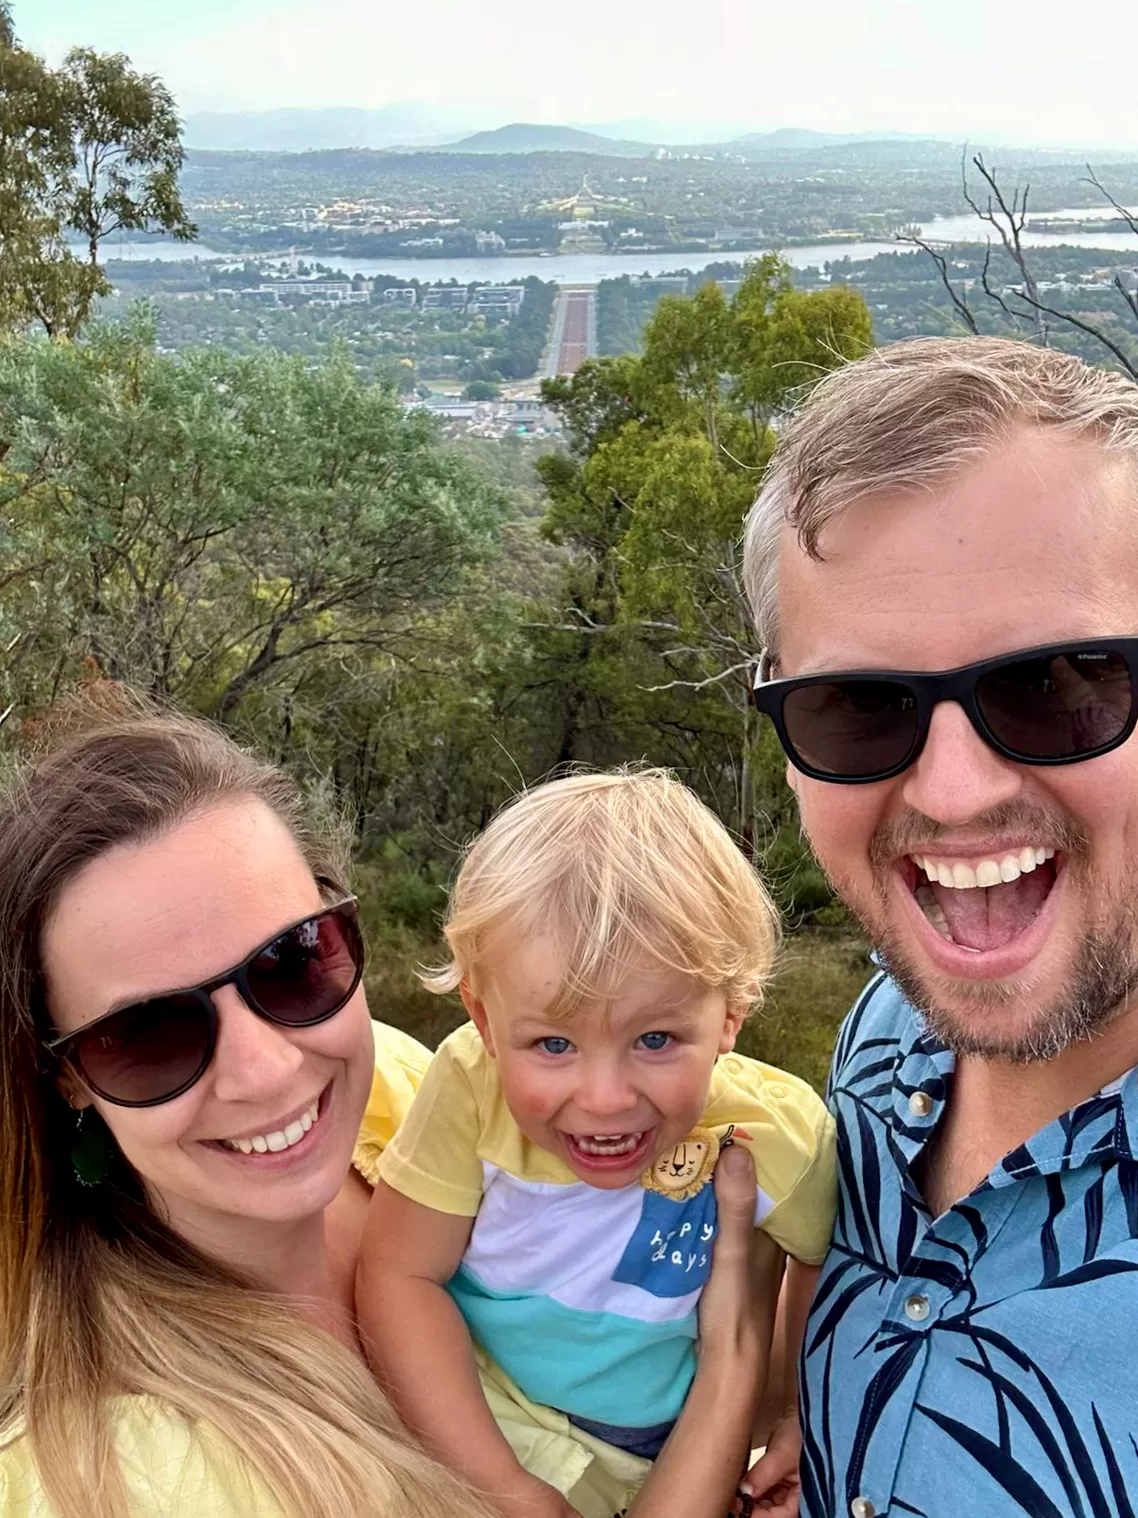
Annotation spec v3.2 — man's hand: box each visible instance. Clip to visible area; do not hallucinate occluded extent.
[734,1411,801,1517]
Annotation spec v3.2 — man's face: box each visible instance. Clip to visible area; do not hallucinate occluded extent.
[778,425,1138,1062]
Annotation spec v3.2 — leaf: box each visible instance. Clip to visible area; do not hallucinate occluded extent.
[915,1404,1068,1518]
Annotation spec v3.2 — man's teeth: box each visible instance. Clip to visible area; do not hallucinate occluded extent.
[914,885,953,939]
[573,1133,643,1156]
[220,1099,320,1155]
[914,846,1055,890]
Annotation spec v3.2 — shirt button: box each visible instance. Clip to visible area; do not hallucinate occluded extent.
[904,1293,930,1321]
[851,1499,876,1518]
[908,1090,934,1117]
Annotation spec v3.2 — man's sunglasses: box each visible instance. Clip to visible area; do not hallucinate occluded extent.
[46,898,364,1107]
[751,638,1138,785]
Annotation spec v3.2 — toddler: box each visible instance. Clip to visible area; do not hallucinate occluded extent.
[357,770,836,1518]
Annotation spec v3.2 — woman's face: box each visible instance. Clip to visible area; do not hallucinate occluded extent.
[43,798,375,1251]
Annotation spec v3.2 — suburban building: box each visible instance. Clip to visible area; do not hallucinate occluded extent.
[467,285,526,315]
[422,287,471,312]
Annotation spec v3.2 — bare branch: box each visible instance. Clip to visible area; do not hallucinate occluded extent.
[641,661,753,694]
[966,150,1048,343]
[1112,272,1138,327]
[1085,167,1138,241]
[897,232,979,333]
[1006,288,1138,379]
[979,243,1029,329]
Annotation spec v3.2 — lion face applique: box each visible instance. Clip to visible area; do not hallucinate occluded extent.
[640,1127,720,1202]
[609,1127,726,1298]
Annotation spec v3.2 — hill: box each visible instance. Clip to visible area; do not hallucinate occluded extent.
[443,123,655,157]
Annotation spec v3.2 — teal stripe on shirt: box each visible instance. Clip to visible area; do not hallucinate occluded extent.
[449,1266,698,1426]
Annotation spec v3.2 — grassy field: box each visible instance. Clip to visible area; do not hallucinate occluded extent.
[734,931,873,1092]
[365,921,872,1095]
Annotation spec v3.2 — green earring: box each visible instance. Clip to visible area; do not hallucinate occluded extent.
[70,1109,112,1188]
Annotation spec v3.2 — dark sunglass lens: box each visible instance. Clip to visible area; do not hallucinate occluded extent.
[245,909,362,1026]
[977,649,1134,759]
[74,995,213,1105]
[781,679,921,778]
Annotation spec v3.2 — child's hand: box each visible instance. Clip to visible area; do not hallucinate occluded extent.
[495,1473,581,1518]
[735,1410,801,1517]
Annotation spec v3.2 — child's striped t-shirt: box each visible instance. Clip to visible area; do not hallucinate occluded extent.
[378,1022,836,1430]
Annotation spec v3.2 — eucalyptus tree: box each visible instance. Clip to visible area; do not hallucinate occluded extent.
[0,7,194,336]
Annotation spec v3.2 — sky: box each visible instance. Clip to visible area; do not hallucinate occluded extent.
[18,0,1138,148]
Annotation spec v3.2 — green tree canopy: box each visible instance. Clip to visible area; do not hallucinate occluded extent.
[0,315,508,723]
[534,257,872,904]
[0,11,194,337]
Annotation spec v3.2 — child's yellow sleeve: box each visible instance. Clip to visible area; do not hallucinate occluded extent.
[351,1020,434,1187]
[759,1110,837,1265]
[376,1025,486,1217]
[704,1053,838,1266]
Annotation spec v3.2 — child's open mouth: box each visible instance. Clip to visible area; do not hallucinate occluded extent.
[562,1130,654,1174]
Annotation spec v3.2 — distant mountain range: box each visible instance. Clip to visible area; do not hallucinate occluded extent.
[181,108,999,160]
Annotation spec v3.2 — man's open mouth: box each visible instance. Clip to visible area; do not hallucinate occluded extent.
[907,846,1060,953]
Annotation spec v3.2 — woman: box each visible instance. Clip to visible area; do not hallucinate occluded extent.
[0,698,775,1518]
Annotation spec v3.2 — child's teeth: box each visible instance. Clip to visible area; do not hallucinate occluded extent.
[575,1133,642,1156]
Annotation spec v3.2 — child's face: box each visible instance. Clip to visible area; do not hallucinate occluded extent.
[462,937,745,1189]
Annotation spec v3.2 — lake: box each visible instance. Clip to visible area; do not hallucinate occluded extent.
[91,208,1138,286]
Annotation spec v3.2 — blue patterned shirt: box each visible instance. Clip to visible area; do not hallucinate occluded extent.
[801,972,1138,1518]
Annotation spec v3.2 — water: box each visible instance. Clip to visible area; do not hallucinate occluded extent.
[913,210,1138,252]
[91,207,1138,286]
[97,239,907,280]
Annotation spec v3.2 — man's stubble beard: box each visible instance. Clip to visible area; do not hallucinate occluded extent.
[825,804,1138,1065]
[873,913,1138,1064]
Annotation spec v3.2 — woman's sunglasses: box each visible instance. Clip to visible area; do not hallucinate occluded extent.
[751,638,1138,785]
[46,899,364,1107]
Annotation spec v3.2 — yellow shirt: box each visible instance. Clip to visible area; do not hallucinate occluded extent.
[0,1020,431,1518]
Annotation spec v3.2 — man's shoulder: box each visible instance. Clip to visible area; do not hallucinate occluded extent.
[829,970,921,1088]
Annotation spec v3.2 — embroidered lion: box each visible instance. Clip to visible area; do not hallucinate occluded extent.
[641,1126,720,1201]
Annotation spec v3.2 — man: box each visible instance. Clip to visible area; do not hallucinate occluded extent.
[741,336,1138,1518]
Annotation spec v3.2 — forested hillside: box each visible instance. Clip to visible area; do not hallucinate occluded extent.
[0,12,902,1085]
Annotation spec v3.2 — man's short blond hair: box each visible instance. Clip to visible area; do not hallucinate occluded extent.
[424,768,779,1017]
[743,336,1138,662]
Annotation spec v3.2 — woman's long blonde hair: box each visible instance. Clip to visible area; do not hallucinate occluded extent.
[0,693,493,1518]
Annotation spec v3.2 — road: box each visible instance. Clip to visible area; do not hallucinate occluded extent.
[545,286,597,378]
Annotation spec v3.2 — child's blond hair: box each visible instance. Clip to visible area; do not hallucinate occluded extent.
[424,768,779,1017]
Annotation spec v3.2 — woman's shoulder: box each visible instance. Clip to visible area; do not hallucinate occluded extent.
[0,1399,284,1516]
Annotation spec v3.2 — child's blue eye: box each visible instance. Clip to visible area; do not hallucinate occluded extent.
[638,1031,673,1051]
[538,1036,574,1056]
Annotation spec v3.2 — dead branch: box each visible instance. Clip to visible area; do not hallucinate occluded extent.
[1005,288,1138,379]
[1114,273,1138,327]
[641,660,753,694]
[896,233,979,333]
[978,243,1031,330]
[1085,167,1138,241]
[965,150,1048,343]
